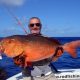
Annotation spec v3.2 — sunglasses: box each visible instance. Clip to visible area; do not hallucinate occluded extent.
[29,23,41,27]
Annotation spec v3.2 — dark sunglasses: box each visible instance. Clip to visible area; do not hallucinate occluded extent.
[29,23,41,27]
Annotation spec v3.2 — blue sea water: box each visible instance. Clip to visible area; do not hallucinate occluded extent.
[0,37,80,78]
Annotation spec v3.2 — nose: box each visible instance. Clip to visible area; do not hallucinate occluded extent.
[33,24,36,27]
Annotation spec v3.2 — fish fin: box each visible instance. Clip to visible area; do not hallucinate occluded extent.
[63,40,80,58]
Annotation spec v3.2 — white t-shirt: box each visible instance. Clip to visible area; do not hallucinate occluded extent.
[31,64,52,77]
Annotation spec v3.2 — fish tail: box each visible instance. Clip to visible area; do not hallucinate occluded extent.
[63,40,80,58]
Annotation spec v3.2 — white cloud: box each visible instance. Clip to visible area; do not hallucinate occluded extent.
[0,0,25,6]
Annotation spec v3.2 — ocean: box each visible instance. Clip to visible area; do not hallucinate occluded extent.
[0,37,80,78]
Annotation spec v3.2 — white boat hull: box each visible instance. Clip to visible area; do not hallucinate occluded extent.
[7,69,80,80]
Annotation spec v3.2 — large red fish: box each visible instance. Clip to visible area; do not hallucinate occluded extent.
[0,34,80,67]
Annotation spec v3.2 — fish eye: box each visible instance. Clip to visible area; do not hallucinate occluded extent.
[7,39,15,43]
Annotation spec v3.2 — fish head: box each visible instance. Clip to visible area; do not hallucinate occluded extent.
[0,38,22,57]
[0,38,15,49]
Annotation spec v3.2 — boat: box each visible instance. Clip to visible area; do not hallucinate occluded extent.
[7,68,80,80]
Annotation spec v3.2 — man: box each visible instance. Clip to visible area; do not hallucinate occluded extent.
[22,17,58,80]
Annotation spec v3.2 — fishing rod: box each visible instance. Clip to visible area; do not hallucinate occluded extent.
[4,5,28,34]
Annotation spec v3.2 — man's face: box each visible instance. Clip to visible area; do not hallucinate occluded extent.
[29,18,41,34]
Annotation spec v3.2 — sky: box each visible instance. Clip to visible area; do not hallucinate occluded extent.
[0,0,80,37]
